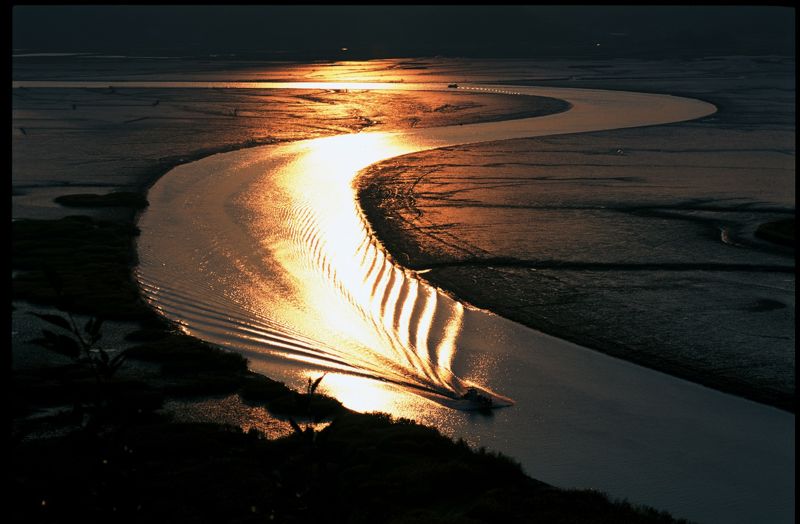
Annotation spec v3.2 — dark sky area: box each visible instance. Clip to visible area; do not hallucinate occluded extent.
[12,5,795,59]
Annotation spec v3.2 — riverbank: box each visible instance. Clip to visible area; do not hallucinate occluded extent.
[356,129,795,412]
[12,68,684,522]
[12,82,568,220]
[12,56,794,523]
[355,58,795,413]
[129,83,791,524]
[11,215,687,520]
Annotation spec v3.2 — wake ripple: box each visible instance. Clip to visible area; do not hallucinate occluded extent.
[138,85,715,409]
[135,173,490,403]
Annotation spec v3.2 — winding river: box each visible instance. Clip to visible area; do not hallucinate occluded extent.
[135,83,793,524]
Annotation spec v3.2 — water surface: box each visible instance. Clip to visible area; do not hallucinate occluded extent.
[136,84,793,523]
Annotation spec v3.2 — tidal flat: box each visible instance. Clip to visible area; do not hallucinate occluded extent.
[11,55,795,524]
[358,127,795,410]
[356,55,795,411]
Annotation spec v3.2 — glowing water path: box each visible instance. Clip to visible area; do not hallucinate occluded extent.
[136,84,793,523]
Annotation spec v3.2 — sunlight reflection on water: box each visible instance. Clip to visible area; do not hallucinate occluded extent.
[137,84,715,418]
[135,85,798,524]
[233,131,503,415]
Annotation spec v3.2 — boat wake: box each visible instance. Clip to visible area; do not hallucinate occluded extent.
[135,133,512,409]
[136,83,716,411]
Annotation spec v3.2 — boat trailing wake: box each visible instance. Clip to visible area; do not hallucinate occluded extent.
[137,84,716,411]
[135,136,512,409]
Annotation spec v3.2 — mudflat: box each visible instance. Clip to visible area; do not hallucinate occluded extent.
[357,56,795,411]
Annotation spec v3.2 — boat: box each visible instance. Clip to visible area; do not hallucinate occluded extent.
[460,387,494,409]
[447,83,459,88]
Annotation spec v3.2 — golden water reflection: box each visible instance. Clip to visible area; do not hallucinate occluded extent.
[319,373,435,414]
[131,85,794,524]
[11,80,428,90]
[137,84,714,421]
[232,130,496,416]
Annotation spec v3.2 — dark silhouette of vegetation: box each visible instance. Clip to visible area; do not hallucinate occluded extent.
[29,268,125,379]
[11,161,688,524]
[286,373,327,438]
[23,271,148,431]
[240,372,344,422]
[125,332,250,397]
[30,310,124,379]
[10,412,690,523]
[12,216,150,320]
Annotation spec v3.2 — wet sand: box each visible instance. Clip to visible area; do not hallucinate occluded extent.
[357,58,795,411]
[13,83,563,219]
